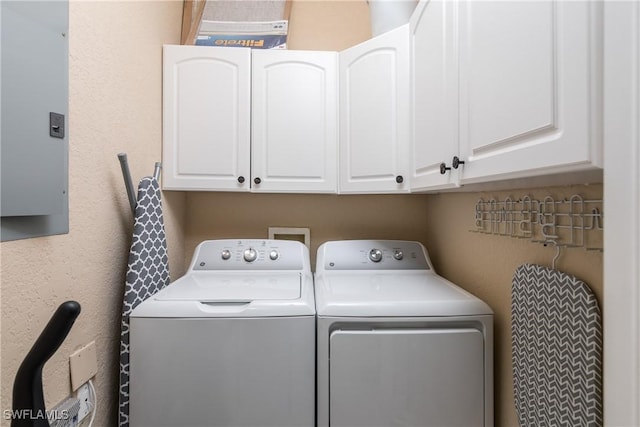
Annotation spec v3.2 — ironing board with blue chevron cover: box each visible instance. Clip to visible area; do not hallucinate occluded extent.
[511,263,602,427]
[118,177,170,427]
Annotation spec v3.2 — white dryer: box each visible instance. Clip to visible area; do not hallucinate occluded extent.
[315,240,493,427]
[129,239,315,427]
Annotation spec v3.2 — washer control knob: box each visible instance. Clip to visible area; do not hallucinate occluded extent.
[369,249,383,262]
[269,250,279,261]
[243,248,258,262]
[393,250,404,260]
[221,249,231,260]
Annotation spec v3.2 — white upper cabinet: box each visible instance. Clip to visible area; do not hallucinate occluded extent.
[456,0,603,183]
[163,45,251,191]
[410,0,603,191]
[165,1,603,194]
[251,50,338,193]
[410,0,460,191]
[163,45,337,193]
[339,24,411,194]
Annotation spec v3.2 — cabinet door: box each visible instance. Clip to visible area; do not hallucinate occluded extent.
[410,0,460,191]
[458,1,603,183]
[163,45,251,191]
[251,50,338,193]
[339,25,411,194]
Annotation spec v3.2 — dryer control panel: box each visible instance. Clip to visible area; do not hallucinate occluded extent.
[191,239,308,271]
[317,240,432,271]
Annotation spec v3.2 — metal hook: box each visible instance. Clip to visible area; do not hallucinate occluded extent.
[489,199,498,234]
[550,241,561,270]
[568,194,584,247]
[475,199,484,229]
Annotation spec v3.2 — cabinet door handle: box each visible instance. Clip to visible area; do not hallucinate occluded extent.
[440,163,451,175]
[254,177,261,185]
[237,176,245,184]
[452,156,465,169]
[395,175,404,184]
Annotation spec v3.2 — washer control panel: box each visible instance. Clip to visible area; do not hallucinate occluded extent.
[192,239,305,271]
[319,240,432,271]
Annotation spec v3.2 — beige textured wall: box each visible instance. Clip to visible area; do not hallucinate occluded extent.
[0,2,185,425]
[185,193,431,267]
[423,184,603,427]
[288,0,371,51]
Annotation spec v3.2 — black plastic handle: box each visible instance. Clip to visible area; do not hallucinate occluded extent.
[12,301,81,427]
[254,177,261,185]
[395,175,404,184]
[237,176,245,184]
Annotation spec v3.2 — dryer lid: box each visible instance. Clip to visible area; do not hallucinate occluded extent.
[154,272,301,302]
[314,271,492,317]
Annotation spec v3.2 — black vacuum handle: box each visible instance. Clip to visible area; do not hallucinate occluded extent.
[12,301,81,427]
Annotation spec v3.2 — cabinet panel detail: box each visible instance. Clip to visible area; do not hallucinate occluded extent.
[163,45,251,191]
[252,50,337,193]
[463,1,556,155]
[346,49,397,179]
[458,0,602,182]
[261,63,327,179]
[340,25,410,194]
[410,0,460,191]
[175,58,242,177]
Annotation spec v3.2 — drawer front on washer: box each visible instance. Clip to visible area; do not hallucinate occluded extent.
[329,328,484,427]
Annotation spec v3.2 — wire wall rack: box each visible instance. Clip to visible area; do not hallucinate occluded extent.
[472,194,603,252]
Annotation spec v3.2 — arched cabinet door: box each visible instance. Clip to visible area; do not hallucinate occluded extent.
[339,24,411,194]
[251,49,338,194]
[163,45,251,191]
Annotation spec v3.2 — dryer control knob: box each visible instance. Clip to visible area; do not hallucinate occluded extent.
[221,249,231,260]
[243,248,258,262]
[393,250,404,260]
[369,249,383,262]
[269,250,279,261]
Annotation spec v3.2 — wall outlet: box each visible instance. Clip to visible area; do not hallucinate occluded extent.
[75,383,92,423]
[70,341,98,391]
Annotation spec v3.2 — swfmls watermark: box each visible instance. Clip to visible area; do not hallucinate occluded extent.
[3,409,70,421]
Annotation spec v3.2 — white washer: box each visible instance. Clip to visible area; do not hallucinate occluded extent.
[130,239,315,427]
[315,240,493,427]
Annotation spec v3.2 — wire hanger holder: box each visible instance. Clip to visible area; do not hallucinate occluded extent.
[471,194,603,256]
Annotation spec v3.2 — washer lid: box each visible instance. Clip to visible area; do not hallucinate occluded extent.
[155,271,301,302]
[314,271,492,317]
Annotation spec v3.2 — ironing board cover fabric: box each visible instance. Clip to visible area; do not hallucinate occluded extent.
[511,263,602,427]
[118,177,170,427]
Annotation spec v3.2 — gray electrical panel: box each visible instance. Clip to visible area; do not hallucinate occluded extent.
[1,0,69,240]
